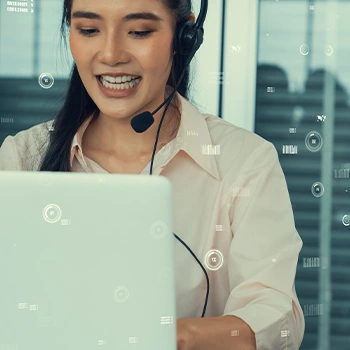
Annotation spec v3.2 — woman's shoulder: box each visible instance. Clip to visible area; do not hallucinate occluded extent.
[204,113,274,153]
[201,113,277,177]
[0,119,54,171]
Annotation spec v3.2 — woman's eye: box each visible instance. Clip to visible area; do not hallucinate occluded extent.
[78,29,98,37]
[130,31,152,38]
[76,29,152,38]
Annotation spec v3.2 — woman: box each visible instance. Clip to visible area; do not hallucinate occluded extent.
[0,0,305,349]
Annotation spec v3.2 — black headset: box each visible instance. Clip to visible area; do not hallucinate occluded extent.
[174,0,208,56]
[130,0,210,318]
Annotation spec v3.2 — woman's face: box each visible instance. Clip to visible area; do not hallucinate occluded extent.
[69,0,176,119]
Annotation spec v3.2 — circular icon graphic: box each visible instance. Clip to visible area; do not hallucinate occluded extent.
[38,73,54,89]
[176,135,184,144]
[43,204,62,223]
[204,249,224,271]
[342,215,350,226]
[311,182,324,198]
[324,45,334,56]
[305,131,323,152]
[292,105,305,122]
[158,142,171,156]
[113,286,129,303]
[150,221,169,239]
[40,173,55,187]
[300,44,309,56]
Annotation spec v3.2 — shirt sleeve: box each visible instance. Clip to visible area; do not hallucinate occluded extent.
[222,141,305,350]
[0,136,20,171]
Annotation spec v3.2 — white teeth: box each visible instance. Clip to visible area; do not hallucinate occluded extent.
[100,76,141,90]
[101,75,138,83]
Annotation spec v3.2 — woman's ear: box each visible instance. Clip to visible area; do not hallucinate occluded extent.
[188,13,196,23]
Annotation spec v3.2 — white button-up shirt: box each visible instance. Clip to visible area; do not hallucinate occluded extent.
[0,92,305,349]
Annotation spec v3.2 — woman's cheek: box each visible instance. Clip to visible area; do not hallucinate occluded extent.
[69,34,86,61]
[69,35,77,60]
[154,36,174,62]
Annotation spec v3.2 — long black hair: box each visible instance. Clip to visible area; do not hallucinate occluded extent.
[37,0,194,172]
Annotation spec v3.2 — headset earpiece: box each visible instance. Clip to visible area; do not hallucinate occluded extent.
[174,19,204,56]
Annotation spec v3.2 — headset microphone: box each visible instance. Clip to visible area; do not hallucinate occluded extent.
[130,112,154,133]
[130,0,210,318]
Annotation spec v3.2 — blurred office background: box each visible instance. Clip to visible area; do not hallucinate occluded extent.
[0,0,349,349]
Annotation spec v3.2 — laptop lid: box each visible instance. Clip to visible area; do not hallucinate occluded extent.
[0,171,177,350]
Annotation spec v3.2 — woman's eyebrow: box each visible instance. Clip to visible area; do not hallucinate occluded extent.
[71,11,164,22]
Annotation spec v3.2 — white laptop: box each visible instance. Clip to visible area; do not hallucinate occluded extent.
[0,171,177,350]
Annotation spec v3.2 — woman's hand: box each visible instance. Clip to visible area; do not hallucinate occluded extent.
[176,315,256,350]
[176,318,196,350]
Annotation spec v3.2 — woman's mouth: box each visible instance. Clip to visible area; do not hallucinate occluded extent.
[98,75,142,91]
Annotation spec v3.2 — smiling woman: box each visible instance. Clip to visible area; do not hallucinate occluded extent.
[36,0,195,172]
[0,1,306,349]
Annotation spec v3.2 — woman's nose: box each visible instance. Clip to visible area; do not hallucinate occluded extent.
[97,35,130,65]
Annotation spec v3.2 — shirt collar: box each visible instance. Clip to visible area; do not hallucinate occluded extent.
[174,93,220,180]
[70,92,220,180]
